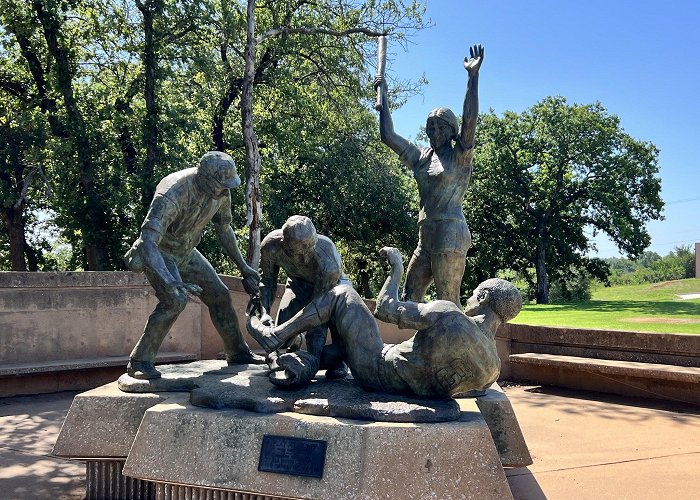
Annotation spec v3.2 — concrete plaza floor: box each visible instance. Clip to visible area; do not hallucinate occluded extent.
[0,385,698,500]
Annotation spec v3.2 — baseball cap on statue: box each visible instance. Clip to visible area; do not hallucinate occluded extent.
[427,107,459,138]
[199,151,241,189]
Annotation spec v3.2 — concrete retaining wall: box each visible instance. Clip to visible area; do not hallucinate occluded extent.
[497,323,700,370]
[497,322,700,404]
[5,270,697,401]
[0,272,201,364]
[0,271,413,396]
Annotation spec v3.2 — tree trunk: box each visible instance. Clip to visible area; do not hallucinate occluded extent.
[114,80,141,177]
[1,207,28,271]
[33,0,108,270]
[242,0,262,269]
[25,242,39,271]
[353,257,373,298]
[137,0,162,214]
[535,223,549,304]
[212,47,275,152]
[212,77,242,152]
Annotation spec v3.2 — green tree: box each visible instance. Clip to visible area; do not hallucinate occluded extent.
[0,0,427,280]
[226,0,426,266]
[262,111,418,297]
[0,0,129,270]
[607,246,695,286]
[193,0,426,281]
[0,28,53,271]
[467,97,664,303]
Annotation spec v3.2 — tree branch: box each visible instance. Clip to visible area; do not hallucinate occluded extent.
[0,74,30,100]
[257,25,386,44]
[14,164,53,209]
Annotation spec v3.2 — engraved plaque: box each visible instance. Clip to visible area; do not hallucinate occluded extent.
[258,435,327,478]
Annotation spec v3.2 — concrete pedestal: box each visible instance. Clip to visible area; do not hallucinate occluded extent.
[123,397,511,499]
[53,362,530,499]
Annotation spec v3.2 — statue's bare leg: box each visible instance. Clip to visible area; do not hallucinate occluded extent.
[432,251,466,307]
[427,219,470,306]
[322,322,348,379]
[401,249,432,302]
[274,278,347,379]
[275,284,337,379]
[129,256,186,379]
[276,285,307,351]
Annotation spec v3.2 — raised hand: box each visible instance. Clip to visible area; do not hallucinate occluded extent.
[464,44,484,76]
[245,295,263,317]
[374,75,386,91]
[241,266,260,295]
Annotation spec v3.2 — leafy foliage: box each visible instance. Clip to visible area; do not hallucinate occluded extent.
[0,0,425,290]
[607,245,696,286]
[465,97,663,303]
[1,3,668,307]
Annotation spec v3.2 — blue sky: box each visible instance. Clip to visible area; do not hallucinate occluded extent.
[386,0,700,258]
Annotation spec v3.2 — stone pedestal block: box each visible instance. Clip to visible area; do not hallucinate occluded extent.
[123,400,512,500]
[473,384,532,467]
[53,383,180,458]
[53,363,530,499]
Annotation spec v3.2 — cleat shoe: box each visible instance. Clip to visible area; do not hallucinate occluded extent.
[325,361,348,380]
[227,349,266,365]
[127,360,162,380]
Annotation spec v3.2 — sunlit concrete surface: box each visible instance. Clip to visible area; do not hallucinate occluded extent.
[1,386,698,500]
[0,391,84,499]
[504,385,700,500]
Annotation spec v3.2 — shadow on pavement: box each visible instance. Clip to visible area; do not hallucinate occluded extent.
[0,391,85,500]
[506,467,547,500]
[520,384,700,417]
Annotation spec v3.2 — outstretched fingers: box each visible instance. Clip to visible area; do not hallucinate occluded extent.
[171,282,201,298]
[373,75,385,90]
[245,296,263,318]
[465,44,485,70]
[471,44,484,59]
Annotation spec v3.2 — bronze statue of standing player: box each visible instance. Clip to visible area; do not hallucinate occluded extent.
[375,44,484,306]
[124,152,265,379]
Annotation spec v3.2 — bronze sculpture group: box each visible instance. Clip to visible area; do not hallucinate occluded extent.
[124,43,523,399]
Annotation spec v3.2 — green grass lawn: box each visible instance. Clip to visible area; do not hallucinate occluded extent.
[511,278,700,334]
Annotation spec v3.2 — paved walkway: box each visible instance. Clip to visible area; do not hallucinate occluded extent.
[0,391,84,499]
[503,385,699,499]
[0,385,698,499]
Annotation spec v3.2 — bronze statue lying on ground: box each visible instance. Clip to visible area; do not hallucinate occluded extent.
[247,247,521,398]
